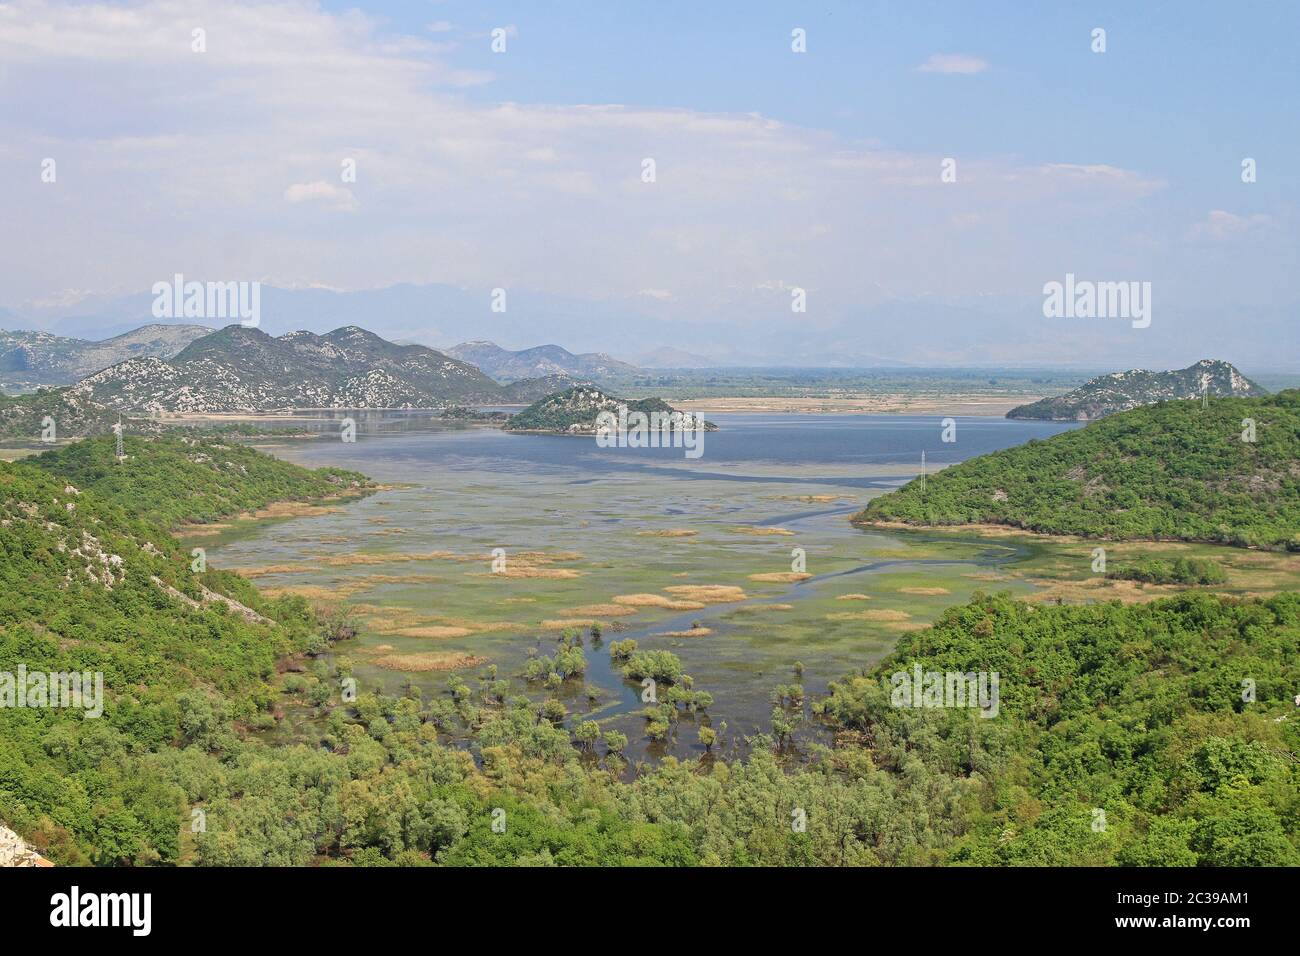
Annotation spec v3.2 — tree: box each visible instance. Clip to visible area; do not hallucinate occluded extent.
[541,699,567,725]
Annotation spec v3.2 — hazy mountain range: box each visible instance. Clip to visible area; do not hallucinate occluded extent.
[444,341,640,382]
[0,324,212,389]
[0,317,1277,424]
[8,282,1294,371]
[0,322,645,406]
[66,326,558,414]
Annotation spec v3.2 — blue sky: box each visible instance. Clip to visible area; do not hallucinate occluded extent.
[333,1,1297,182]
[0,0,1296,367]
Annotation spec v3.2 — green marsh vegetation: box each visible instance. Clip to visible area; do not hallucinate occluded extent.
[201,437,1300,770]
[1106,557,1228,586]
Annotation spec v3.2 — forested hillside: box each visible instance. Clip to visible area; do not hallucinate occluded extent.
[820,591,1299,865]
[0,456,330,864]
[31,434,371,528]
[857,391,1300,548]
[3,437,1295,867]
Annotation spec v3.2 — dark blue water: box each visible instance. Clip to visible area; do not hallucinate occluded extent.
[274,413,1078,485]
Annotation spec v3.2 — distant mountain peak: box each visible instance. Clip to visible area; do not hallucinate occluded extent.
[69,324,512,413]
[445,340,639,383]
[324,325,383,342]
[1,322,212,388]
[1008,359,1265,421]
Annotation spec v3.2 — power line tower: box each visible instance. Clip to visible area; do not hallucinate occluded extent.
[113,416,124,461]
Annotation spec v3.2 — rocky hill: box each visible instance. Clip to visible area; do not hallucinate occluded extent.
[1007,359,1265,421]
[446,340,640,383]
[0,324,211,390]
[0,388,120,440]
[504,384,716,434]
[0,825,52,867]
[67,325,517,413]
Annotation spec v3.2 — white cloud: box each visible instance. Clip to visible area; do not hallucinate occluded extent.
[1023,163,1165,197]
[1189,209,1272,240]
[284,181,359,211]
[0,0,1178,322]
[917,53,989,75]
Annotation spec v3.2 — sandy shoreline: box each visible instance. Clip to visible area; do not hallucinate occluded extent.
[127,394,1049,422]
[670,395,1046,416]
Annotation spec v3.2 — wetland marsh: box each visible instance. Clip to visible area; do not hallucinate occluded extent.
[191,413,1300,763]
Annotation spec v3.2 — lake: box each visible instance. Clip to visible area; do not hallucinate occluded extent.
[201,413,1078,763]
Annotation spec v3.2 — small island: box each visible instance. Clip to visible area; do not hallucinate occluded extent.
[503,384,717,435]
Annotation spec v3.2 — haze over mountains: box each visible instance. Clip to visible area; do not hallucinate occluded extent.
[7,282,1296,371]
[634,347,722,369]
[444,341,640,382]
[0,318,1281,425]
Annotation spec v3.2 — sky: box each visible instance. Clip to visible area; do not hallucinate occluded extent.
[0,0,1296,367]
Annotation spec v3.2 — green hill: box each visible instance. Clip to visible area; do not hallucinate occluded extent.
[30,434,372,529]
[856,390,1300,548]
[0,453,332,864]
[820,590,1300,866]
